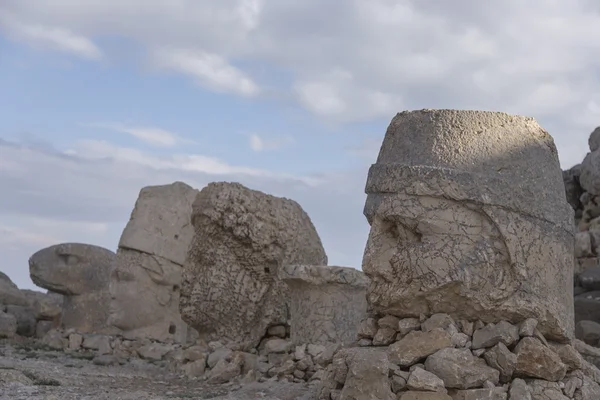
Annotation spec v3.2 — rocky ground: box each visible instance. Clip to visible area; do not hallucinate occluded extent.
[0,340,315,400]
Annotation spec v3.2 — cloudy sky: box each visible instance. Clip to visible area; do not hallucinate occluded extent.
[1,0,599,290]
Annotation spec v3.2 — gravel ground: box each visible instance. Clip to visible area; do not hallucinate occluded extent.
[0,341,316,400]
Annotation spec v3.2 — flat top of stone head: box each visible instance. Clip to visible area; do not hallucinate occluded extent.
[377,109,557,174]
[192,181,327,265]
[119,181,198,265]
[367,109,572,228]
[279,264,369,287]
[29,243,116,295]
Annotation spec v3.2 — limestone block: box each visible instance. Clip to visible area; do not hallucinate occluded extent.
[362,109,575,341]
[118,181,198,266]
[28,243,116,333]
[181,182,327,350]
[279,264,369,345]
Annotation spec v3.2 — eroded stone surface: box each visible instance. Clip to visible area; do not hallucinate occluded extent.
[181,182,327,350]
[29,243,116,334]
[279,264,368,345]
[362,109,574,341]
[109,182,198,343]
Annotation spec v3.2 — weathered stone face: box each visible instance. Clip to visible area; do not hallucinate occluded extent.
[108,181,197,343]
[279,264,369,345]
[363,109,575,341]
[180,182,327,350]
[28,243,116,333]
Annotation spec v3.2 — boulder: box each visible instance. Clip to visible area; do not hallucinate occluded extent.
[424,347,500,390]
[0,272,29,307]
[362,109,574,341]
[181,182,327,350]
[279,264,369,345]
[29,243,116,333]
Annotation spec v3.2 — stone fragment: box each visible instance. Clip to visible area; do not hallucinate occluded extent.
[399,318,422,336]
[42,329,65,350]
[580,149,600,196]
[578,267,600,291]
[260,338,293,355]
[5,305,36,337]
[483,342,516,383]
[398,393,452,400]
[0,311,17,338]
[576,232,594,258]
[208,348,232,369]
[362,109,574,342]
[29,243,117,334]
[388,329,452,367]
[35,320,54,338]
[514,337,567,381]
[68,333,83,350]
[373,327,397,346]
[575,291,600,324]
[508,378,531,400]
[448,388,507,400]
[548,343,583,371]
[280,264,368,345]
[451,332,470,348]
[137,343,172,361]
[406,367,446,393]
[576,320,600,346]
[326,348,395,400]
[471,321,519,349]
[519,318,538,337]
[422,313,455,332]
[357,317,378,339]
[378,314,400,330]
[526,380,568,400]
[424,348,500,389]
[564,164,583,212]
[391,374,408,393]
[206,352,244,384]
[181,182,327,350]
[0,274,29,307]
[577,375,600,399]
[458,320,475,337]
[182,345,208,362]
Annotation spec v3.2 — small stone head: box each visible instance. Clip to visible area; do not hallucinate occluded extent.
[28,243,116,295]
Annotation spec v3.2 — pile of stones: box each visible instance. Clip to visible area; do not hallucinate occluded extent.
[319,313,600,399]
[0,272,62,339]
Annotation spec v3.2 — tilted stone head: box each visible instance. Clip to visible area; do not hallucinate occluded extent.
[363,109,575,341]
[28,242,116,333]
[180,182,328,350]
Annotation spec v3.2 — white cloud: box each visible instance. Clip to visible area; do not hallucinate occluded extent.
[152,48,260,97]
[0,10,102,60]
[249,133,294,152]
[85,123,190,147]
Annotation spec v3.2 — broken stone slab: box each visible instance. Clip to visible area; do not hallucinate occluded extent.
[388,329,452,367]
[29,243,117,334]
[514,337,567,381]
[181,182,328,350]
[362,109,574,342]
[118,181,198,266]
[279,264,369,345]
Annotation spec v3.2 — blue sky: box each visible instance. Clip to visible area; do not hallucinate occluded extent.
[1,0,599,290]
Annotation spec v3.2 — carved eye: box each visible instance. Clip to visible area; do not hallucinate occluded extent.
[59,253,79,265]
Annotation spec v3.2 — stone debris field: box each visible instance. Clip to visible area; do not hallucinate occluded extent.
[3,109,600,399]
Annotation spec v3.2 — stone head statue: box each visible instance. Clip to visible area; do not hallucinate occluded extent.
[180,182,328,350]
[363,109,575,341]
[28,242,116,333]
[107,181,198,343]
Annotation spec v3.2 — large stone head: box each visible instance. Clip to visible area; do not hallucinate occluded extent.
[180,182,327,349]
[29,243,115,295]
[363,109,575,341]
